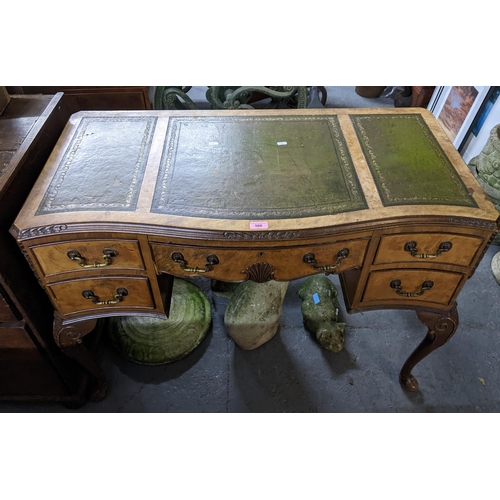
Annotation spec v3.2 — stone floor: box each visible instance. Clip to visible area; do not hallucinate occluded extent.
[2,86,500,413]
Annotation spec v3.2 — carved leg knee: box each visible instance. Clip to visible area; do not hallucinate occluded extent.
[53,315,108,402]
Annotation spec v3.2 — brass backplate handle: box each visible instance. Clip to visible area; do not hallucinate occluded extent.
[82,287,128,305]
[404,240,452,259]
[67,248,119,268]
[390,279,434,297]
[303,248,349,273]
[171,252,220,273]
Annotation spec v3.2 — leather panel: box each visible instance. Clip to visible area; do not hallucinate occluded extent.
[151,115,367,218]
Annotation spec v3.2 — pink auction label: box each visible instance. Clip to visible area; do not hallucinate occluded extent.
[249,221,269,229]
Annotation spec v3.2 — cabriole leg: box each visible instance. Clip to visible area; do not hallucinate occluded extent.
[53,314,108,402]
[400,303,459,392]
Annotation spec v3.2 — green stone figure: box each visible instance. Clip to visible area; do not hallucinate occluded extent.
[299,275,346,353]
[469,123,500,245]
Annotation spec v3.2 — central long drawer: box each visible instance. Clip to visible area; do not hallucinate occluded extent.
[150,238,371,281]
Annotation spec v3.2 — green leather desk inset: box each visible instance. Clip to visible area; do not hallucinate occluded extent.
[152,115,367,218]
[37,116,157,214]
[11,108,500,400]
[351,114,477,207]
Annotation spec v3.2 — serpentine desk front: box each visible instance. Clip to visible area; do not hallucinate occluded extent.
[11,108,499,400]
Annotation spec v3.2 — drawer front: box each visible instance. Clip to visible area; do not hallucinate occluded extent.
[49,276,155,315]
[32,239,145,277]
[362,269,464,306]
[151,238,369,281]
[373,233,484,267]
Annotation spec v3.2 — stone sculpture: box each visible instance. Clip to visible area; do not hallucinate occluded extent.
[491,251,500,286]
[469,123,500,245]
[107,278,211,365]
[467,123,500,284]
[224,280,289,350]
[299,275,346,353]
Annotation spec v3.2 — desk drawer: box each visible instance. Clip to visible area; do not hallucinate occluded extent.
[32,239,145,277]
[48,276,155,315]
[151,239,369,282]
[362,269,464,306]
[373,233,484,268]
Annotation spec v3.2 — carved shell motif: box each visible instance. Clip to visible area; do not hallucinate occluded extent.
[242,262,276,283]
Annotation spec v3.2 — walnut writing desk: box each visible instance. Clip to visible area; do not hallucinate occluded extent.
[10,108,499,400]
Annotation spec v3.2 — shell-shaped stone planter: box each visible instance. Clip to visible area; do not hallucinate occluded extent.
[107,278,211,365]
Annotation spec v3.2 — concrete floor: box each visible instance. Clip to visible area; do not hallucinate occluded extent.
[2,86,500,413]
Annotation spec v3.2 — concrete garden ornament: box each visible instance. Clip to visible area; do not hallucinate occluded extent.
[107,279,211,365]
[299,275,346,353]
[468,123,500,245]
[224,280,289,350]
[467,123,500,284]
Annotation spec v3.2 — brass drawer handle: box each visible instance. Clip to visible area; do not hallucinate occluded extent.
[171,252,220,273]
[67,248,119,268]
[303,248,349,273]
[82,287,128,305]
[404,240,452,259]
[390,279,434,297]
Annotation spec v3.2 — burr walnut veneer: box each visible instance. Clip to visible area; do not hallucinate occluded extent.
[11,108,500,399]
